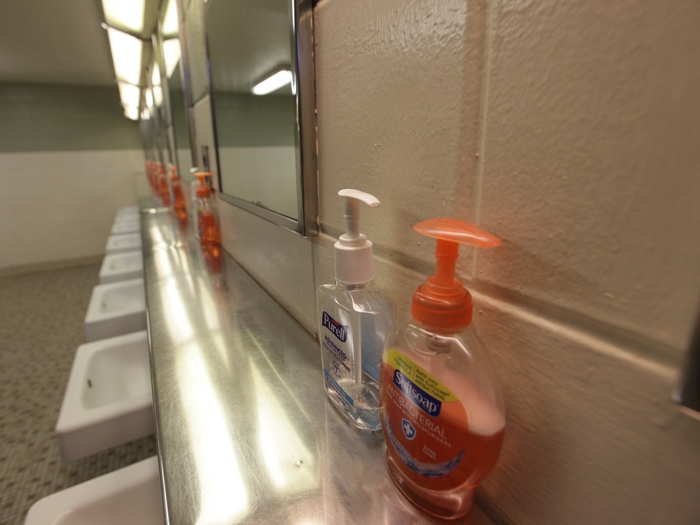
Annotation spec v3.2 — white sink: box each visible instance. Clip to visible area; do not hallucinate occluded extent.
[25,456,164,525]
[111,220,140,235]
[105,233,141,254]
[56,331,154,461]
[99,252,143,284]
[84,279,146,341]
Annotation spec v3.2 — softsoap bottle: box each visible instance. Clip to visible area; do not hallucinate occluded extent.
[318,189,394,432]
[194,172,221,262]
[169,165,188,227]
[380,218,505,520]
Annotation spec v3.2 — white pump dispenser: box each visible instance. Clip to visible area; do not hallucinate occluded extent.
[317,188,394,432]
[335,189,380,285]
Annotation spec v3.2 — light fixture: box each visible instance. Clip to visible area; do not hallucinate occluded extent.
[151,65,163,106]
[101,0,146,34]
[107,28,143,85]
[118,82,141,109]
[161,0,179,37]
[124,105,139,120]
[145,87,155,109]
[251,69,293,96]
[162,39,181,77]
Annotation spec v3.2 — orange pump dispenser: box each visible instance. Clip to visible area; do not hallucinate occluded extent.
[194,172,221,264]
[169,165,188,226]
[411,218,501,333]
[380,218,505,520]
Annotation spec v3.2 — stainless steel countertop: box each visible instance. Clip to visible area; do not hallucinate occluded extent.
[141,207,493,525]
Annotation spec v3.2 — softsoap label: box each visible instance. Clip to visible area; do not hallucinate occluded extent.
[381,349,470,490]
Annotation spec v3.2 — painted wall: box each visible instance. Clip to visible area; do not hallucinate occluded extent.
[0,84,143,272]
[180,0,700,523]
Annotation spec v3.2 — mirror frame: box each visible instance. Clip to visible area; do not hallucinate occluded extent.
[204,0,318,236]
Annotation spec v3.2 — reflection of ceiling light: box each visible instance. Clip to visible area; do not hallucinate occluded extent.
[252,70,293,95]
[107,28,143,85]
[161,0,179,37]
[162,39,181,77]
[151,63,161,86]
[145,87,154,109]
[151,65,163,105]
[118,82,140,109]
[124,105,139,120]
[102,0,146,34]
[141,107,151,120]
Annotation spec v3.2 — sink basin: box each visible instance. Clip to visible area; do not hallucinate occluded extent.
[24,456,164,525]
[99,251,143,284]
[111,220,140,235]
[56,331,154,460]
[105,233,141,254]
[84,279,146,341]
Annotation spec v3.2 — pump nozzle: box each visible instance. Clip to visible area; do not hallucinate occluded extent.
[412,218,501,332]
[335,189,380,285]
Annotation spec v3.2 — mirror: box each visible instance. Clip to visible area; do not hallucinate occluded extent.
[205,0,316,234]
[167,59,194,179]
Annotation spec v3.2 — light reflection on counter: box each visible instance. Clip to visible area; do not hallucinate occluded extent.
[177,342,250,525]
[250,360,316,493]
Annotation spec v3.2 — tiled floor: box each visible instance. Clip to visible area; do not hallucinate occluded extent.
[0,264,156,525]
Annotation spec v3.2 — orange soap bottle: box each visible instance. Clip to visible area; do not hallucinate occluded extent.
[169,165,188,226]
[194,172,221,261]
[158,163,171,206]
[380,218,505,520]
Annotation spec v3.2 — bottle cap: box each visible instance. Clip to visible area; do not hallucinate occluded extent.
[334,189,380,285]
[411,218,501,332]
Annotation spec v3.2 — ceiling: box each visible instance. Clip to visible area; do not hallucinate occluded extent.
[0,0,116,86]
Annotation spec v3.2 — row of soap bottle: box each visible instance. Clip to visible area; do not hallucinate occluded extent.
[143,161,222,266]
[317,188,506,520]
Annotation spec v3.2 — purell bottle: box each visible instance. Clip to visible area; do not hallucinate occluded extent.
[317,189,394,432]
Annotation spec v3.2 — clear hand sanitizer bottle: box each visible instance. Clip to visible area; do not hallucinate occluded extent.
[318,189,394,432]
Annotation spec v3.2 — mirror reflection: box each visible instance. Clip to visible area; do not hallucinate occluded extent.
[206,0,299,220]
[167,54,193,178]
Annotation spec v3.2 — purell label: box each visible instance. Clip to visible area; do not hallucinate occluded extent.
[321,311,347,342]
[393,369,442,417]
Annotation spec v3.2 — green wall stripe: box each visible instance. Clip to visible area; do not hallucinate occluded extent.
[0,83,141,152]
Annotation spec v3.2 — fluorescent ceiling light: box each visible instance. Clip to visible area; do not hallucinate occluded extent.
[161,0,179,37]
[124,105,139,120]
[145,87,154,109]
[252,70,293,95]
[107,28,143,85]
[151,63,161,86]
[102,0,146,34]
[118,82,140,109]
[162,39,181,77]
[151,66,163,106]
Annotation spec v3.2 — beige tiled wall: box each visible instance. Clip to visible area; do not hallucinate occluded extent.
[181,0,700,522]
